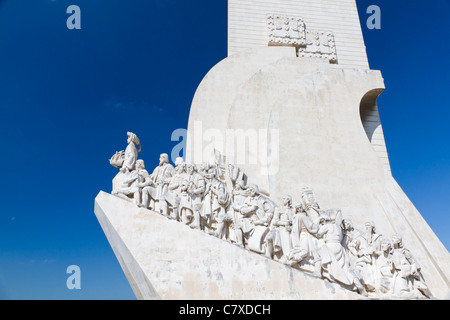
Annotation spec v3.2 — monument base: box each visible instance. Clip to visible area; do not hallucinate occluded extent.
[94,191,365,300]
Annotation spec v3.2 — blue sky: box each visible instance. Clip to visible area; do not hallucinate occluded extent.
[0,0,448,299]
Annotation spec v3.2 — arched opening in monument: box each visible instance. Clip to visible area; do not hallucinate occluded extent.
[359,89,391,175]
[359,89,383,143]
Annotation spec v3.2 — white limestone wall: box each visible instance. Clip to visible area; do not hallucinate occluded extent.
[228,0,369,69]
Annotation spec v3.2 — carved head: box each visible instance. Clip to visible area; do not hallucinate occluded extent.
[175,157,184,166]
[175,157,185,173]
[282,195,292,207]
[342,219,353,231]
[301,187,318,208]
[381,239,392,253]
[205,167,217,180]
[248,184,260,197]
[159,153,169,165]
[392,235,403,249]
[186,162,197,175]
[294,202,305,213]
[127,132,141,151]
[199,161,210,173]
[365,221,376,234]
[136,159,145,170]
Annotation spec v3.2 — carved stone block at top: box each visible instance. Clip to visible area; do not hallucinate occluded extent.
[267,14,337,64]
[297,30,337,63]
[267,13,306,47]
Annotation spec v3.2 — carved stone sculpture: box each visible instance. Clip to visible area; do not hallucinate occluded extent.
[108,133,432,299]
[143,153,178,217]
[314,211,367,296]
[267,14,337,63]
[122,132,141,173]
[202,163,229,234]
[288,204,322,277]
[267,14,306,47]
[390,235,431,298]
[298,30,337,63]
[268,195,294,262]
[185,162,206,230]
[112,159,150,207]
[110,131,142,195]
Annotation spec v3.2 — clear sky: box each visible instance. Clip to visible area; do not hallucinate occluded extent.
[0,0,448,299]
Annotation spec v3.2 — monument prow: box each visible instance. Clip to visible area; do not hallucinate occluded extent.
[95,129,444,299]
[95,0,450,299]
[95,190,364,299]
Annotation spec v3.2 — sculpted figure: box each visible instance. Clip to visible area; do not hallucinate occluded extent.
[288,202,322,276]
[347,237,374,292]
[232,185,257,247]
[390,235,431,298]
[229,180,249,246]
[342,219,366,262]
[165,157,188,220]
[107,133,434,298]
[202,164,230,234]
[227,164,246,187]
[110,131,142,194]
[141,153,178,216]
[199,161,211,175]
[178,179,195,225]
[121,132,141,173]
[112,159,151,207]
[151,153,175,196]
[266,195,294,261]
[358,221,383,291]
[313,211,367,296]
[342,219,365,250]
[185,162,206,230]
[167,157,188,195]
[374,239,395,295]
[348,238,371,269]
[214,181,232,239]
[235,184,276,255]
[301,187,321,224]
[364,221,383,258]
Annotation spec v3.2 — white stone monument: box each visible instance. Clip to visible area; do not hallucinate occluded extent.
[95,0,450,300]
